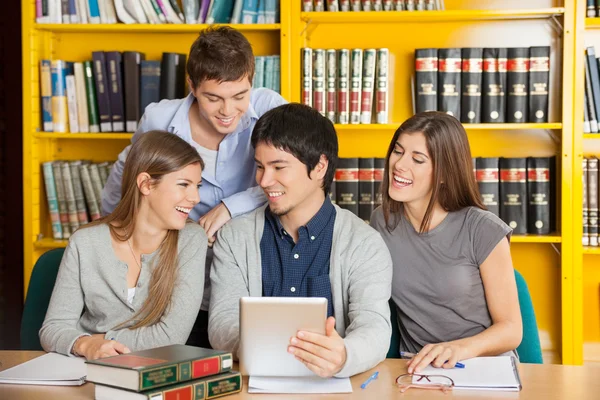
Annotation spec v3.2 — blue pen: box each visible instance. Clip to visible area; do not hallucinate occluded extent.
[400,351,465,369]
[360,371,379,389]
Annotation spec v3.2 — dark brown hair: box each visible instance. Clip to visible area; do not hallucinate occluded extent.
[186,26,255,88]
[85,130,203,329]
[380,112,484,233]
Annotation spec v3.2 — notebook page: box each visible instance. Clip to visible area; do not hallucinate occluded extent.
[0,352,86,386]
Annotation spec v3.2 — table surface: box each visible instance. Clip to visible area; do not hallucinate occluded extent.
[1,351,600,399]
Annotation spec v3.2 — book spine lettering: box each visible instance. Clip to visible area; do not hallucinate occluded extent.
[42,162,63,239]
[476,157,500,217]
[313,49,326,117]
[337,49,350,124]
[302,48,313,107]
[438,48,461,118]
[360,49,376,124]
[527,157,551,234]
[588,157,599,246]
[358,158,375,222]
[415,48,438,113]
[460,48,483,123]
[528,47,550,123]
[583,159,590,246]
[506,48,530,123]
[375,48,389,124]
[350,49,363,124]
[336,158,359,215]
[500,158,528,234]
[326,49,337,124]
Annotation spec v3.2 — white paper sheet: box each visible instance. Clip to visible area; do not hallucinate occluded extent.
[248,376,353,394]
[0,352,86,386]
[413,356,521,391]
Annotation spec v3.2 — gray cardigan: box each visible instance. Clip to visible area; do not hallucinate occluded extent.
[208,204,393,378]
[40,222,207,356]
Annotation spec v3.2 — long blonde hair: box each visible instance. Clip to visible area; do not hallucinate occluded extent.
[86,130,204,329]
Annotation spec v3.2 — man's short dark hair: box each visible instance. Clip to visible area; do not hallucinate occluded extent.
[251,103,338,195]
[186,26,255,88]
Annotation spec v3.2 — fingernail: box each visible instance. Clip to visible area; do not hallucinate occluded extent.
[291,337,298,345]
[298,331,305,338]
[288,347,293,354]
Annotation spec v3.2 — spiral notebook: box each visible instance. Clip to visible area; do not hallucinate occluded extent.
[413,356,522,391]
[0,353,86,386]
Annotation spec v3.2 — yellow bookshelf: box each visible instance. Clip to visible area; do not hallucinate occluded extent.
[579,3,600,365]
[23,0,590,365]
[291,0,578,364]
[21,3,291,297]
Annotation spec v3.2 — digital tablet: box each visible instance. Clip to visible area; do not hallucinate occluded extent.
[239,297,327,377]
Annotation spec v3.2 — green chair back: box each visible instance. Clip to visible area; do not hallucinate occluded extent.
[20,248,65,350]
[386,270,543,363]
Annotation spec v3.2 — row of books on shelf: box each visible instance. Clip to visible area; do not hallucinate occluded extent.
[302,48,389,125]
[587,1,600,18]
[302,0,445,12]
[582,47,600,134]
[37,0,280,25]
[40,52,281,134]
[330,156,555,235]
[42,160,113,240]
[583,156,600,247]
[41,156,556,241]
[416,47,551,124]
[88,345,241,400]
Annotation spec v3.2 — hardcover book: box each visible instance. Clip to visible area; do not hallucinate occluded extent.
[528,46,550,123]
[499,157,527,234]
[526,157,552,234]
[476,157,500,217]
[506,47,530,123]
[358,158,375,222]
[415,48,438,113]
[336,158,359,215]
[438,48,461,118]
[95,371,242,400]
[86,345,233,392]
[482,48,506,123]
[461,48,483,123]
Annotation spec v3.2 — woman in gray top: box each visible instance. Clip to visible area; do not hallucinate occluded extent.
[370,112,522,374]
[40,131,208,360]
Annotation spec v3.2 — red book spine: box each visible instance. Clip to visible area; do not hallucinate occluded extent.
[313,49,326,116]
[192,356,220,379]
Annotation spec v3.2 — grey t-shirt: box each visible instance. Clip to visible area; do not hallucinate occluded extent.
[370,206,512,354]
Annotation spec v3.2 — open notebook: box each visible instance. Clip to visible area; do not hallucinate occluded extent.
[0,352,86,386]
[413,356,522,391]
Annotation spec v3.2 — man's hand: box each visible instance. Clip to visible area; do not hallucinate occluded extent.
[198,203,232,247]
[288,316,347,378]
[73,334,130,360]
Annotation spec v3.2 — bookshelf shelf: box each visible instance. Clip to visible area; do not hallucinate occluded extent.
[34,23,282,33]
[334,123,562,132]
[583,247,600,255]
[585,18,600,29]
[34,238,68,249]
[301,9,565,24]
[34,132,133,140]
[511,234,562,243]
[583,134,600,139]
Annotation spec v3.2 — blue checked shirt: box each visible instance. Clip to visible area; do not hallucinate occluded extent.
[261,198,336,317]
[101,88,287,221]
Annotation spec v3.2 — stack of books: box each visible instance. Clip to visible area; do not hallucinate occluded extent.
[87,344,242,399]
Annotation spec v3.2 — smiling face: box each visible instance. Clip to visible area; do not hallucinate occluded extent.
[143,162,203,230]
[254,142,327,218]
[190,76,252,136]
[388,131,435,210]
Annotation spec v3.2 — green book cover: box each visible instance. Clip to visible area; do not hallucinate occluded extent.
[83,60,99,133]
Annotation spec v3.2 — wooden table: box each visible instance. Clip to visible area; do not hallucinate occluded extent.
[1,351,599,399]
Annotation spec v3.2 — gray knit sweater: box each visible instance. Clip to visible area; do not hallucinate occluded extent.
[208,204,393,378]
[40,222,207,356]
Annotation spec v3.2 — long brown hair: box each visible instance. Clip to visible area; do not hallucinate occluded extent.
[380,112,484,233]
[86,130,204,329]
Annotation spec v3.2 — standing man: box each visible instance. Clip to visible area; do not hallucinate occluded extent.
[209,103,392,378]
[102,26,286,348]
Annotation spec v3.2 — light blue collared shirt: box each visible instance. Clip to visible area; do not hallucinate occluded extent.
[101,88,287,221]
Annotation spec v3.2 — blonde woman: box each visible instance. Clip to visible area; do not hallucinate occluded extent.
[40,130,207,360]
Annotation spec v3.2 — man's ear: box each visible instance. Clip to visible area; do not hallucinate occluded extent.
[186,77,195,94]
[314,154,329,180]
[137,172,152,196]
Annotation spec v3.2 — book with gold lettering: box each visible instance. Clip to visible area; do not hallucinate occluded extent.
[86,344,233,392]
[95,371,242,400]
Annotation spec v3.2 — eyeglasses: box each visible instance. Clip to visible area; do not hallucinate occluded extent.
[396,373,455,393]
